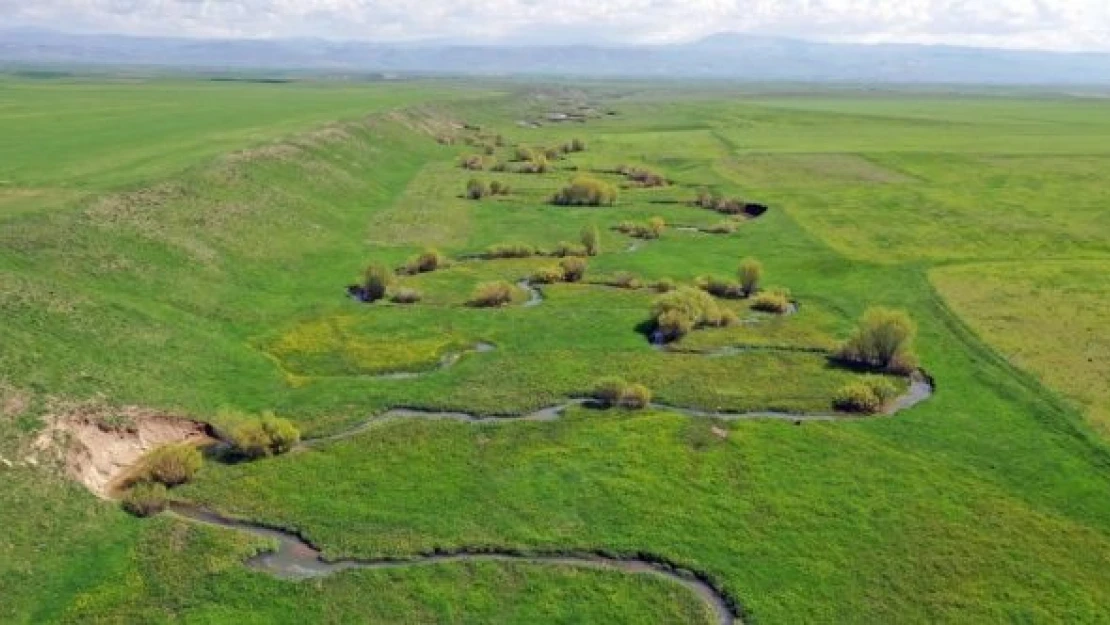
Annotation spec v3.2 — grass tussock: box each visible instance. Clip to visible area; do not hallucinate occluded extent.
[559,257,588,282]
[592,377,653,409]
[484,243,537,259]
[120,481,168,517]
[403,249,447,274]
[833,376,899,413]
[228,414,301,460]
[390,288,423,304]
[469,281,515,307]
[136,443,203,487]
[751,288,793,314]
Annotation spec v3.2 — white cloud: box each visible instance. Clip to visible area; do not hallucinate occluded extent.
[1,0,1108,51]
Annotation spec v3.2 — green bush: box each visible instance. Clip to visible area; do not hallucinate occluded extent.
[591,378,652,410]
[835,307,918,373]
[553,241,588,257]
[531,266,565,284]
[833,376,900,413]
[552,176,618,206]
[469,281,515,307]
[559,257,588,282]
[832,383,881,413]
[751,289,792,314]
[703,276,743,299]
[390,288,422,304]
[738,258,763,296]
[651,287,736,342]
[229,414,301,460]
[581,224,601,256]
[484,243,536,259]
[363,263,393,302]
[404,249,445,274]
[121,481,168,517]
[139,443,202,487]
[466,178,489,200]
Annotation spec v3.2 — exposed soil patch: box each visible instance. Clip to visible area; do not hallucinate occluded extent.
[34,406,213,498]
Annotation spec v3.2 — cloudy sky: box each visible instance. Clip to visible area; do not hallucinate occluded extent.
[2,0,1108,52]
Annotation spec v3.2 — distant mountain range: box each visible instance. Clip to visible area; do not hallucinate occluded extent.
[2,29,1109,85]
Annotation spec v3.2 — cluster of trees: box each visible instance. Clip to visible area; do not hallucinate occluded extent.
[531,257,588,284]
[466,178,512,199]
[552,176,618,206]
[616,217,667,240]
[592,377,652,409]
[834,308,919,375]
[651,287,740,343]
[694,189,767,217]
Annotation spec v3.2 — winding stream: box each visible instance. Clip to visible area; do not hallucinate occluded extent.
[167,503,740,625]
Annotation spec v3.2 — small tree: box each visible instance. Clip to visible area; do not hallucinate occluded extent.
[738,258,763,297]
[363,263,393,302]
[581,224,601,256]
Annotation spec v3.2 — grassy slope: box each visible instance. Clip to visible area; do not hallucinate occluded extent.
[2,85,1110,624]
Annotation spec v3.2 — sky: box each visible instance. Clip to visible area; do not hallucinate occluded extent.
[2,0,1109,52]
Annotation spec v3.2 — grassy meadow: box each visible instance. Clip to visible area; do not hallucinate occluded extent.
[2,76,1110,624]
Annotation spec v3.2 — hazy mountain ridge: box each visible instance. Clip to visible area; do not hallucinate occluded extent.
[2,29,1109,84]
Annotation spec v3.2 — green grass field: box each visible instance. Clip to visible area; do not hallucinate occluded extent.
[2,76,1110,624]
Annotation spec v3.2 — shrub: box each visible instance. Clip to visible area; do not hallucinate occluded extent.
[469,281,515,307]
[591,378,652,410]
[390,288,422,304]
[489,180,511,196]
[650,287,736,342]
[616,221,638,235]
[466,178,490,200]
[121,481,168,517]
[544,147,562,160]
[835,307,918,373]
[647,217,667,238]
[405,249,445,274]
[485,243,536,259]
[738,258,763,296]
[653,278,676,293]
[703,276,743,299]
[553,241,588,257]
[363,263,393,302]
[483,145,496,156]
[581,224,601,256]
[570,137,587,152]
[517,154,550,174]
[531,265,565,284]
[610,271,641,289]
[559,257,588,282]
[833,376,900,414]
[229,415,301,460]
[552,176,618,206]
[695,188,716,208]
[751,289,792,314]
[832,383,881,413]
[514,146,536,162]
[491,161,508,172]
[139,443,202,487]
